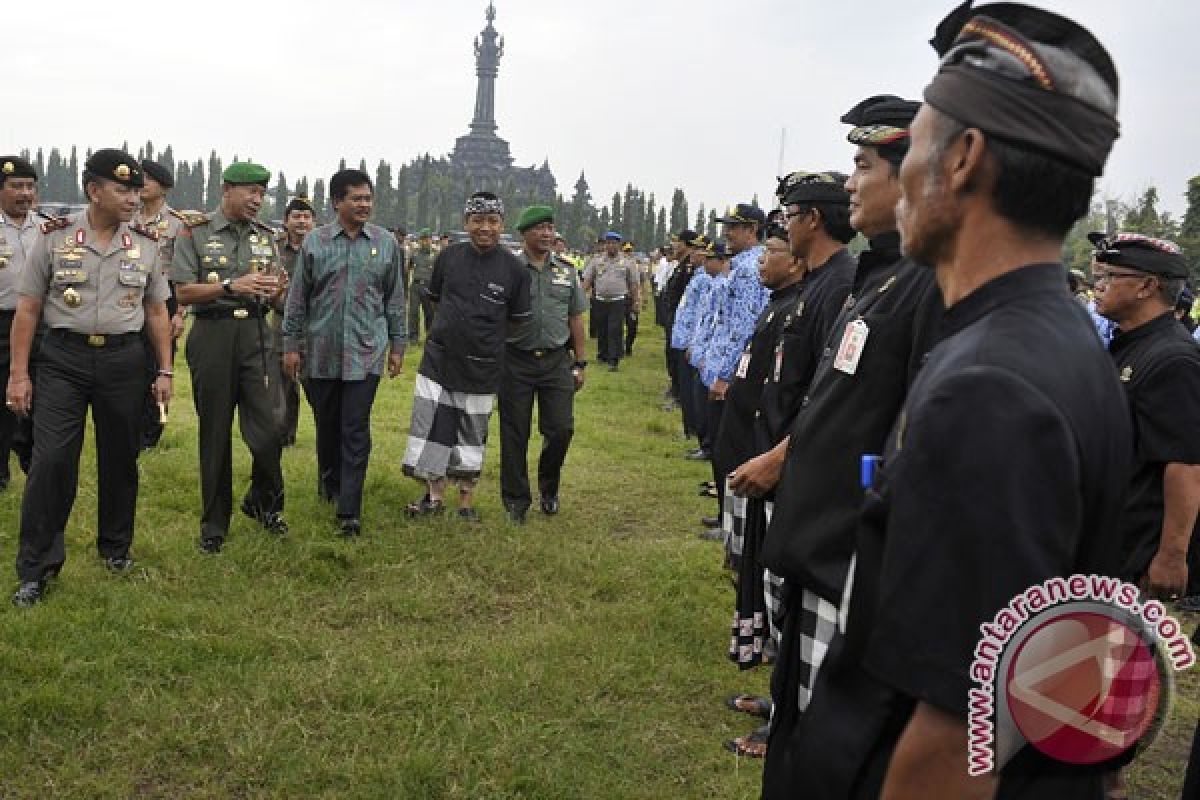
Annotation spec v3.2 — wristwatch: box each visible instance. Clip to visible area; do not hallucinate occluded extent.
[222,278,234,295]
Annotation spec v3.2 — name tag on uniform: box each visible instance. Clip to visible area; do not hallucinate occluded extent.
[833,319,869,375]
[774,342,784,382]
[735,350,752,379]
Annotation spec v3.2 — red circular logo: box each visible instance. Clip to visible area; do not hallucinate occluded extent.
[1005,611,1162,765]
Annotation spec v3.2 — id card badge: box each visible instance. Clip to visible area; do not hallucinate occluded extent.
[735,350,752,379]
[833,318,869,375]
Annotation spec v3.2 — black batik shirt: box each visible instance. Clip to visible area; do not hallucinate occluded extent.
[757,248,856,455]
[849,263,1131,797]
[760,233,942,602]
[420,242,532,393]
[1108,311,1200,581]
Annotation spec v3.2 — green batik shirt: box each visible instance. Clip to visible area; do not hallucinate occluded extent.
[281,221,406,380]
[507,252,586,350]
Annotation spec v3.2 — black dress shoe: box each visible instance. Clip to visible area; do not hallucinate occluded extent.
[11,580,45,607]
[701,515,720,528]
[539,496,560,515]
[337,518,361,538]
[104,556,136,574]
[506,507,527,525]
[685,448,711,461]
[199,538,223,555]
[241,501,289,536]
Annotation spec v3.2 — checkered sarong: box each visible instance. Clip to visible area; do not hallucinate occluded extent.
[722,477,747,571]
[402,374,494,481]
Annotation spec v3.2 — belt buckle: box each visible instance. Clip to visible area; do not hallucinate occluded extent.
[534,349,545,358]
[233,308,249,319]
[86,334,106,347]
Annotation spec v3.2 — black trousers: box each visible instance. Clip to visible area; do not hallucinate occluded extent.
[0,310,18,483]
[407,280,436,342]
[624,308,639,355]
[185,317,284,542]
[676,359,701,440]
[589,297,599,338]
[499,347,575,514]
[16,332,146,582]
[594,298,627,364]
[665,335,679,400]
[693,370,715,450]
[303,374,381,520]
[707,397,726,511]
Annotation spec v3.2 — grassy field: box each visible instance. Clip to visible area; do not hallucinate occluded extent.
[0,322,1194,799]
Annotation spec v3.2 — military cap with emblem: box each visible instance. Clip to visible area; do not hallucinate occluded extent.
[702,240,731,259]
[777,171,851,207]
[924,0,1120,177]
[516,204,555,232]
[1088,232,1188,280]
[715,203,766,226]
[284,195,315,216]
[84,149,144,188]
[691,233,710,250]
[676,229,700,246]
[221,161,271,186]
[140,159,174,188]
[0,155,37,185]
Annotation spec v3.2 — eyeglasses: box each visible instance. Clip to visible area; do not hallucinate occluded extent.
[783,208,813,221]
[1093,269,1148,285]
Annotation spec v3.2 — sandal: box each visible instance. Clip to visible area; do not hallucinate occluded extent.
[405,495,445,517]
[724,694,772,719]
[699,486,719,498]
[723,724,769,758]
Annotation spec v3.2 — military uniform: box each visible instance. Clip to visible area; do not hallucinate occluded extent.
[499,248,586,518]
[15,202,169,588]
[407,240,438,343]
[274,234,302,445]
[132,202,185,449]
[171,204,286,548]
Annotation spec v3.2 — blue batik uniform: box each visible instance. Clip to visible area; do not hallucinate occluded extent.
[671,269,713,351]
[689,271,728,372]
[699,245,769,387]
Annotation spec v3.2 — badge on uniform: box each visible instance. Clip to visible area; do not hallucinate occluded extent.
[118,290,139,309]
[774,342,785,382]
[833,318,869,375]
[218,256,229,265]
[735,350,752,379]
[1120,366,1133,382]
[206,271,220,284]
[63,287,82,308]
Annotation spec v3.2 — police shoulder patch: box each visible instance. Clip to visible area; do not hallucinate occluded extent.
[39,215,70,234]
[172,209,209,227]
[130,222,160,242]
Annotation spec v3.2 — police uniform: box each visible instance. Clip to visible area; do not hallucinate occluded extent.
[407,230,437,343]
[171,161,286,550]
[499,206,587,520]
[11,150,170,603]
[582,234,638,367]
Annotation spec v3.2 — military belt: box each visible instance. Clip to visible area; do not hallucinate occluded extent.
[595,295,627,302]
[49,329,140,349]
[192,306,265,320]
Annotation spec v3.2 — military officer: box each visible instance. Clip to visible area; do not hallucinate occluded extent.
[133,159,186,450]
[7,149,173,607]
[274,195,315,446]
[499,205,588,523]
[172,161,288,553]
[407,228,437,343]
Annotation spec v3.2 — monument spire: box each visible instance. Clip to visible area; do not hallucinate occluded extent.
[470,1,504,136]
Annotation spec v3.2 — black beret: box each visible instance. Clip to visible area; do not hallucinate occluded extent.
[1089,232,1188,280]
[85,149,144,188]
[285,196,315,216]
[140,160,174,188]
[0,156,37,184]
[841,95,920,147]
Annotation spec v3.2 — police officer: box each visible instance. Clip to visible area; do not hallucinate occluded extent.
[133,158,186,450]
[407,228,437,343]
[499,205,588,523]
[1091,232,1200,600]
[7,149,173,607]
[172,161,288,553]
[582,232,640,370]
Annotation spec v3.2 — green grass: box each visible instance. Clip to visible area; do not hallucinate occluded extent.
[0,322,1193,798]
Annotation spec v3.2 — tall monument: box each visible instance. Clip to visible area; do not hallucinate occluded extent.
[451,2,515,173]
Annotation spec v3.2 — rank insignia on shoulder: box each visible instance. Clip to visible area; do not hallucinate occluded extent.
[130,223,160,242]
[173,210,209,227]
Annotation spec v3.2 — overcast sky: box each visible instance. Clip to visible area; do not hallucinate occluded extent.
[5,0,1198,220]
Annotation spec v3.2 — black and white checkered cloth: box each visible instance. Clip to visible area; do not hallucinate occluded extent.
[402,374,494,481]
[722,477,747,570]
[793,587,840,713]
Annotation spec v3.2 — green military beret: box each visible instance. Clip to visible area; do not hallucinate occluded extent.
[516,204,554,233]
[222,161,270,186]
[419,228,432,238]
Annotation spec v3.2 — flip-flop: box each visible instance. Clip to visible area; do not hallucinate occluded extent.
[723,725,769,758]
[724,694,772,719]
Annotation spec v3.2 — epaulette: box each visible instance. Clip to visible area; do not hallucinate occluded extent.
[551,254,576,271]
[130,222,160,242]
[172,209,209,227]
[251,218,279,235]
[39,215,70,235]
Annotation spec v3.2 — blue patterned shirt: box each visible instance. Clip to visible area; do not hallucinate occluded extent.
[282,221,406,380]
[699,245,769,386]
[688,270,728,370]
[670,269,712,350]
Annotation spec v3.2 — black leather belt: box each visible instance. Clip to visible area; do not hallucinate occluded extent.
[49,329,140,348]
[508,344,566,359]
[596,295,627,302]
[192,306,265,320]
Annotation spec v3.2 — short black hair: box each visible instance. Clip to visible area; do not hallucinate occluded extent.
[81,169,104,196]
[1160,276,1186,307]
[932,115,1093,240]
[790,202,856,244]
[330,169,373,203]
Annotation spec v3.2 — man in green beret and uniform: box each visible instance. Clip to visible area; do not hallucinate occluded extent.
[7,149,173,606]
[172,161,288,553]
[499,205,588,523]
[407,228,437,344]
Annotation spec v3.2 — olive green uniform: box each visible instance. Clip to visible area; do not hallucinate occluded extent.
[274,236,302,444]
[132,204,184,449]
[16,213,169,581]
[499,252,586,515]
[171,208,285,545]
[407,244,437,342]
